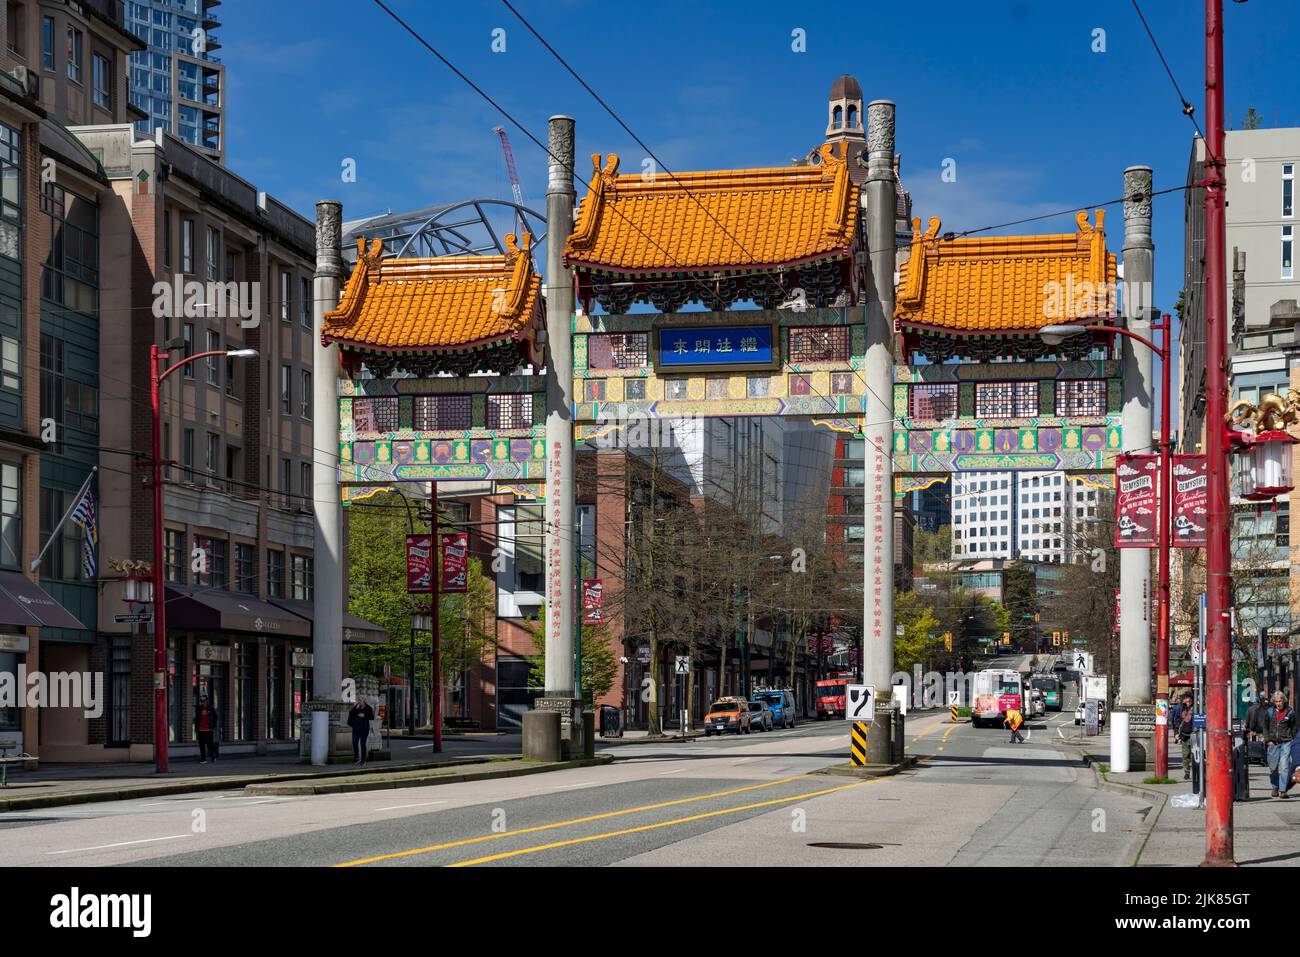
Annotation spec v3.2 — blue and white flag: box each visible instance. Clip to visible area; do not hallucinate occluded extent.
[70,483,97,579]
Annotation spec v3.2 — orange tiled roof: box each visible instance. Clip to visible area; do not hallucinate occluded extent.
[894,210,1117,334]
[563,144,859,273]
[322,233,543,352]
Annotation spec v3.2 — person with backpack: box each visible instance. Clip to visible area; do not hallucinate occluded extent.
[1174,692,1195,781]
[1264,690,1297,798]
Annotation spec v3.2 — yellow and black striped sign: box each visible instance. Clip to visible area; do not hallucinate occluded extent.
[950,705,959,722]
[850,721,869,766]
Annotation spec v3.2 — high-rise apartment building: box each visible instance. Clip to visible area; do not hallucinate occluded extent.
[951,470,1098,562]
[124,0,224,163]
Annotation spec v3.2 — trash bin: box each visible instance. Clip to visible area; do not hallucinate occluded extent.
[1232,742,1251,802]
[600,704,622,738]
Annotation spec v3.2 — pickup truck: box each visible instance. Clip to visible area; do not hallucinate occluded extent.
[753,689,795,729]
[703,697,752,736]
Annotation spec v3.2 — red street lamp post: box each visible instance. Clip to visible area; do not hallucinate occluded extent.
[149,344,257,774]
[1042,317,1174,778]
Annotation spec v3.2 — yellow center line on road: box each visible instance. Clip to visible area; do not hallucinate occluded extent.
[332,774,808,867]
[448,777,879,867]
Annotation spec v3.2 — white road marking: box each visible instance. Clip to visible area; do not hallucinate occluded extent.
[375,800,448,811]
[406,743,436,750]
[551,781,595,790]
[657,768,686,775]
[48,834,193,855]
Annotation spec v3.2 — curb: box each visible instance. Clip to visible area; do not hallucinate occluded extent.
[245,753,615,795]
[814,756,918,778]
[0,755,516,812]
[1081,754,1170,865]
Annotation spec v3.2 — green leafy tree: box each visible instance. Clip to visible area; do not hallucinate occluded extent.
[912,524,952,569]
[893,588,941,672]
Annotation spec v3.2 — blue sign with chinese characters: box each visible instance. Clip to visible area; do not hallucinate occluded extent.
[655,324,777,372]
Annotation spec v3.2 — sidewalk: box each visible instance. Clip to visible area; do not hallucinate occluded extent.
[0,745,511,811]
[1100,753,1300,866]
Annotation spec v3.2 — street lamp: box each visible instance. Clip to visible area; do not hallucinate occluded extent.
[1041,316,1175,779]
[150,343,257,774]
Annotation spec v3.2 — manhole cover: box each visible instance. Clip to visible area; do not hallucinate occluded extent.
[807,841,882,850]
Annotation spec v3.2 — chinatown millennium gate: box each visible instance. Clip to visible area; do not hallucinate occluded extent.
[307,101,1159,763]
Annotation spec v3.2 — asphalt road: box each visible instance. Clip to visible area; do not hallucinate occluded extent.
[0,705,1151,867]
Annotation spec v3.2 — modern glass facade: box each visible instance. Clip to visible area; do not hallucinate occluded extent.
[126,0,224,160]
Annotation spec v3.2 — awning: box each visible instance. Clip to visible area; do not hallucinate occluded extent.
[0,571,85,629]
[267,597,390,645]
[165,588,311,638]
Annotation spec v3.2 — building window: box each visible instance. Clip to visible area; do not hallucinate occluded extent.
[1284,225,1294,280]
[280,270,290,322]
[181,428,194,473]
[487,393,531,430]
[267,549,285,599]
[909,383,958,420]
[41,184,98,313]
[291,554,314,601]
[300,463,311,507]
[206,329,220,383]
[92,53,112,109]
[66,28,82,82]
[164,528,184,585]
[787,326,849,362]
[163,210,171,270]
[1284,164,1294,218]
[413,395,471,431]
[41,16,53,70]
[225,356,235,396]
[0,121,20,263]
[301,370,311,419]
[351,396,399,432]
[300,277,311,327]
[181,219,193,274]
[280,364,291,414]
[193,536,227,589]
[2,336,19,390]
[586,333,648,370]
[281,458,291,508]
[234,543,255,594]
[0,462,18,570]
[976,381,1038,418]
[205,226,218,281]
[39,486,91,581]
[5,3,23,57]
[205,432,219,480]
[1054,379,1106,417]
[182,323,194,377]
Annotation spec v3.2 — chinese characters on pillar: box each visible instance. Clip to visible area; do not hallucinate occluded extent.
[547,440,564,641]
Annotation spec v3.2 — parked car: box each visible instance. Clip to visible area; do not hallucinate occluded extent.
[748,700,775,732]
[753,689,796,729]
[704,697,751,736]
[1074,698,1107,726]
[1028,688,1045,718]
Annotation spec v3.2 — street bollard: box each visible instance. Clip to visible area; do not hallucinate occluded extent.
[1110,710,1130,773]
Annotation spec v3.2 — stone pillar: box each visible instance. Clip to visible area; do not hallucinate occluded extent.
[1119,166,1154,709]
[862,100,898,761]
[536,115,583,759]
[306,199,350,763]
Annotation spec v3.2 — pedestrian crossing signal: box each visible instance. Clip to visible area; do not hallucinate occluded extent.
[1052,631,1061,646]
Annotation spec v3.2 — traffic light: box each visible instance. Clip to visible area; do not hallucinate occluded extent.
[1063,630,1070,645]
[1052,631,1062,646]
[943,632,952,651]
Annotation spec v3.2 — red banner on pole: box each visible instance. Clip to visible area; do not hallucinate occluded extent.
[406,534,433,593]
[440,531,468,593]
[1115,453,1159,547]
[1171,454,1208,547]
[582,578,603,624]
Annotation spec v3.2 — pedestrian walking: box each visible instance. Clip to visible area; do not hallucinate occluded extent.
[193,693,219,764]
[1005,706,1025,744]
[1245,694,1266,739]
[1174,692,1194,781]
[348,695,375,767]
[1264,690,1297,798]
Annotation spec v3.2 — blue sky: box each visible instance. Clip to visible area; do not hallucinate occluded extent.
[219,0,1299,413]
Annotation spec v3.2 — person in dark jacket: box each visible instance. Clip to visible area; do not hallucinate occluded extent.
[347,696,375,767]
[1245,695,1267,739]
[1264,690,1297,797]
[193,694,219,764]
[1173,693,1195,781]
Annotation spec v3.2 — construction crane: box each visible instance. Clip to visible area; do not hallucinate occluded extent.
[492,126,525,235]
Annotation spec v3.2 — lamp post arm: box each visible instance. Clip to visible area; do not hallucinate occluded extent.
[157,350,234,384]
[1085,323,1166,359]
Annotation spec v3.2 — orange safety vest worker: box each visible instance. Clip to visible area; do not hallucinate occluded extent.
[1005,709,1023,731]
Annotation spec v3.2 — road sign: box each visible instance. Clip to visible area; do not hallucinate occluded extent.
[850,721,869,766]
[1084,699,1099,736]
[674,656,690,676]
[112,613,153,624]
[1073,651,1094,675]
[636,643,651,664]
[1191,638,1203,665]
[950,705,959,722]
[846,684,874,722]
